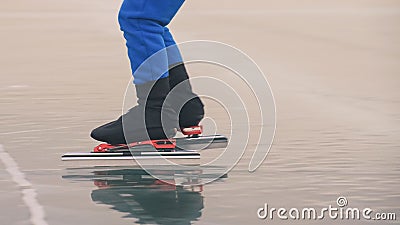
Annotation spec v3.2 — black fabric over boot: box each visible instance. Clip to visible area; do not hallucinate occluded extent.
[168,63,204,128]
[91,77,177,145]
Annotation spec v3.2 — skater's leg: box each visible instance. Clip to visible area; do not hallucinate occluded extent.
[162,27,205,128]
[91,0,186,144]
[163,27,183,68]
[118,0,185,84]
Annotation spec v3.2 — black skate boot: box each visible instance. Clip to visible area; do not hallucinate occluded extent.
[168,63,204,130]
[90,77,177,145]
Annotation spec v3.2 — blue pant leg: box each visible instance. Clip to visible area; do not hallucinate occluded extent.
[118,0,185,84]
[163,27,183,67]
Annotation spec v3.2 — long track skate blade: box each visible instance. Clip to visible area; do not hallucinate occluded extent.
[61,151,200,161]
[175,135,228,151]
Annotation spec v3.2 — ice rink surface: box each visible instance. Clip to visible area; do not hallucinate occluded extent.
[0,1,399,224]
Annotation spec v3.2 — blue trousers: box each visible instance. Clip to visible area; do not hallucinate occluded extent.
[118,0,185,84]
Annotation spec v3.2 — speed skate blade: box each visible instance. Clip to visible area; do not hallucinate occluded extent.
[175,134,228,151]
[62,151,200,160]
[61,151,201,167]
[61,135,227,164]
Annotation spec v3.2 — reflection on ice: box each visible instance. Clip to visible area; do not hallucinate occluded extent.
[62,166,228,224]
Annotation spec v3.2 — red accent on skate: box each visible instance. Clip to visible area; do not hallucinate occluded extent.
[94,180,109,189]
[181,125,203,136]
[128,139,176,150]
[93,139,176,153]
[93,143,117,153]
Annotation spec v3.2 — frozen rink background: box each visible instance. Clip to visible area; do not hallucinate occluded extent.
[1,0,399,224]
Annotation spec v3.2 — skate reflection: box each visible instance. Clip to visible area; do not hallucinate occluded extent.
[63,167,227,225]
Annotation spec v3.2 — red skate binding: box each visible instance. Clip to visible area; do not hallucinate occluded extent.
[181,125,203,137]
[93,125,203,153]
[93,139,176,153]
